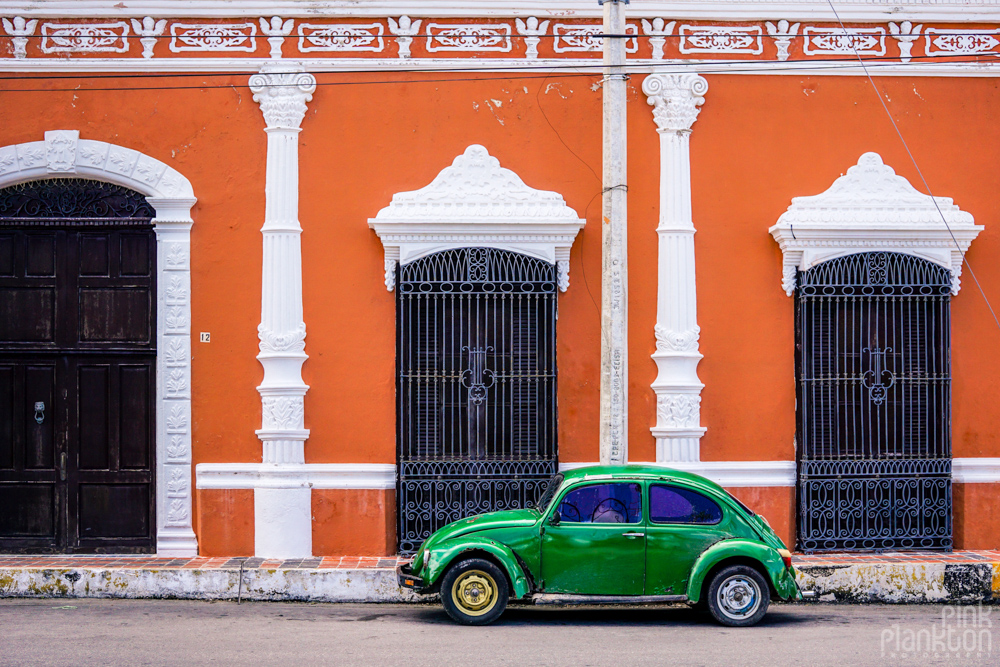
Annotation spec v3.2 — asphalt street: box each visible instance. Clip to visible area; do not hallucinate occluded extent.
[0,599,995,666]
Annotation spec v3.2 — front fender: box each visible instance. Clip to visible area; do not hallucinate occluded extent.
[686,539,801,603]
[423,536,532,599]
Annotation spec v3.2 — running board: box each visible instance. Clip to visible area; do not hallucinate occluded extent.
[532,594,688,605]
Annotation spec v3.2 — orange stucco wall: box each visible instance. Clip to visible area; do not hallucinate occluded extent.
[313,489,395,556]
[2,72,999,554]
[196,488,254,557]
[953,482,1000,550]
[725,486,796,549]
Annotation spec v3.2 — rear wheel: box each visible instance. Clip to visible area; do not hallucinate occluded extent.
[705,565,770,627]
[440,558,509,626]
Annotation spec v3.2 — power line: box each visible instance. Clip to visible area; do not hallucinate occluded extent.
[825,0,1000,332]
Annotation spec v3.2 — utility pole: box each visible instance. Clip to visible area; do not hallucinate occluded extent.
[599,0,628,465]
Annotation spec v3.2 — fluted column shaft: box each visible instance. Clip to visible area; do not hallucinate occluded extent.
[250,65,316,466]
[641,74,709,463]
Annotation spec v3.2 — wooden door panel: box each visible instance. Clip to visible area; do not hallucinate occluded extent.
[119,233,151,277]
[0,288,55,342]
[0,365,13,469]
[78,483,149,540]
[79,289,150,342]
[78,235,110,277]
[24,234,56,277]
[77,364,111,471]
[0,483,56,537]
[23,365,54,469]
[119,365,151,470]
[0,234,13,275]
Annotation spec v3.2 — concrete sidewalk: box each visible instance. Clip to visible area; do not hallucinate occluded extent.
[1,552,998,604]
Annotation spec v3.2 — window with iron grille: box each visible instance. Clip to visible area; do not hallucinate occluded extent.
[396,248,558,554]
[796,251,952,552]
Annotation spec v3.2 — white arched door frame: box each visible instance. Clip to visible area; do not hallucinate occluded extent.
[0,130,198,556]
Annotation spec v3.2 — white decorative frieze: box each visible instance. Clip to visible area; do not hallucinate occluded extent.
[515,17,550,59]
[426,23,511,52]
[40,21,130,53]
[169,22,257,52]
[131,17,167,59]
[888,21,922,62]
[369,144,584,292]
[765,20,800,61]
[803,26,886,56]
[2,17,38,59]
[45,130,78,173]
[298,22,384,53]
[770,152,983,296]
[260,17,294,59]
[641,19,676,60]
[552,23,638,53]
[388,16,421,58]
[925,28,1000,56]
[679,25,762,55]
[654,325,700,352]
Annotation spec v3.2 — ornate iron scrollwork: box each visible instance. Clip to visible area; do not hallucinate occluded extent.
[460,345,495,405]
[861,346,895,405]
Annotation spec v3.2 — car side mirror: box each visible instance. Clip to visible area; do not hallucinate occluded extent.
[548,510,561,526]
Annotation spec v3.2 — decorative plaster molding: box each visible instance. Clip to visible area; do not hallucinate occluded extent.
[387,16,420,58]
[641,19,676,60]
[40,21,130,53]
[803,26,886,55]
[196,463,396,489]
[514,17,549,59]
[765,20,800,61]
[642,74,709,465]
[298,22,385,53]
[169,22,257,52]
[0,132,197,557]
[426,23,511,52]
[552,23,638,53]
[368,144,585,291]
[131,17,168,58]
[261,16,294,59]
[769,152,983,296]
[888,21,921,62]
[249,64,316,129]
[953,458,1000,484]
[1,17,38,59]
[642,74,708,134]
[678,25,763,55]
[559,461,797,487]
[925,28,1000,56]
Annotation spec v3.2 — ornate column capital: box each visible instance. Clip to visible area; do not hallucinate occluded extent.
[642,74,709,134]
[249,64,317,130]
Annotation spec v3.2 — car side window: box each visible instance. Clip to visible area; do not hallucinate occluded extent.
[556,483,642,524]
[649,485,723,525]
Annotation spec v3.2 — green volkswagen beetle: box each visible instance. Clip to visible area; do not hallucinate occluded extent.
[398,465,801,626]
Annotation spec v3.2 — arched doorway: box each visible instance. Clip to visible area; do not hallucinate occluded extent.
[396,247,558,553]
[796,251,952,551]
[0,178,157,552]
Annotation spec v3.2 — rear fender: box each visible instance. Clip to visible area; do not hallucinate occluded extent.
[424,537,532,599]
[687,539,800,603]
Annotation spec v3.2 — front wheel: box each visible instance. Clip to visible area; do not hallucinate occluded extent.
[439,558,509,626]
[705,565,770,627]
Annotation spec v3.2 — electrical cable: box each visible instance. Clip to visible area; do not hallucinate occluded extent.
[825,0,1000,331]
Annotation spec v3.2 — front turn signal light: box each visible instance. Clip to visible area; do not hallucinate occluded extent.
[777,548,793,569]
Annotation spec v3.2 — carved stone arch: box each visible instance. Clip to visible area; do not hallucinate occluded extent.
[0,130,198,556]
[769,152,983,296]
[368,144,585,290]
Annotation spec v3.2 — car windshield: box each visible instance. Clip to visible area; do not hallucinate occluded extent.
[535,473,564,513]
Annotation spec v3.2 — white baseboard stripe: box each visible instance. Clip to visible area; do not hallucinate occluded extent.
[952,458,1000,484]
[196,463,396,490]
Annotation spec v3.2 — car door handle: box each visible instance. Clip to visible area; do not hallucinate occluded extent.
[622,532,644,538]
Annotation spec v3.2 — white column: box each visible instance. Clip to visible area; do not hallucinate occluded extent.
[249,64,316,558]
[600,0,629,466]
[641,74,709,463]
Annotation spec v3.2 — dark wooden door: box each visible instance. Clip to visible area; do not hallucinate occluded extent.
[0,179,156,553]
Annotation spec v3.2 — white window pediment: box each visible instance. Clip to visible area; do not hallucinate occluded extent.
[769,152,983,296]
[368,144,585,291]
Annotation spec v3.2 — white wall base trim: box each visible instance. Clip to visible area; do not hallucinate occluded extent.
[559,461,796,487]
[254,487,312,559]
[196,463,396,490]
[953,458,1000,484]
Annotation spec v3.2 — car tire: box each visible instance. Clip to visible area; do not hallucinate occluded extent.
[440,558,509,626]
[705,564,770,627]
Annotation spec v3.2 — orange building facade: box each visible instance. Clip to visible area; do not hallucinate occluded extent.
[0,1,998,558]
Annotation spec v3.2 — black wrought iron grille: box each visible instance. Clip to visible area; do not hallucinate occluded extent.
[0,179,156,225]
[796,252,952,552]
[396,248,558,554]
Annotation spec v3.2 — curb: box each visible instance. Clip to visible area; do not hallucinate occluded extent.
[3,562,998,604]
[796,563,1000,604]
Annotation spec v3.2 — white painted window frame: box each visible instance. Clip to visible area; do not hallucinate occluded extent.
[0,131,198,556]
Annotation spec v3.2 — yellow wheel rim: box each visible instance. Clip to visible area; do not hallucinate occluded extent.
[450,569,498,617]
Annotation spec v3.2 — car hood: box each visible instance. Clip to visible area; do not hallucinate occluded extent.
[414,508,539,564]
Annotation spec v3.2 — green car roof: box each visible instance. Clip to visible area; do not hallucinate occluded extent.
[559,464,727,493]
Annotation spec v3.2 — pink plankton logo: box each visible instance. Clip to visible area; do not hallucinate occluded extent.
[882,604,993,660]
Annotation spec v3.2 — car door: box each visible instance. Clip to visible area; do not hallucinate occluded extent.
[540,481,645,595]
[644,483,727,596]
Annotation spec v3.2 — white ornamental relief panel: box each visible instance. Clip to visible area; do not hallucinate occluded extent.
[2,17,38,59]
[258,323,306,353]
[262,396,305,430]
[654,325,700,352]
[169,22,258,52]
[678,25,763,55]
[552,23,638,54]
[426,23,512,52]
[40,22,130,53]
[804,27,886,56]
[298,23,385,53]
[657,395,702,429]
[925,28,1000,56]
